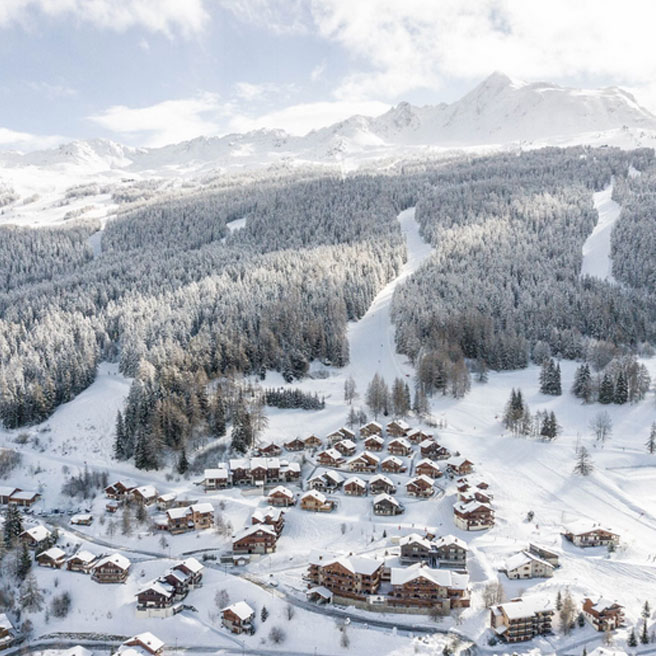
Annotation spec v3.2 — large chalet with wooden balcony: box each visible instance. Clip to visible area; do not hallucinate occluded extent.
[232,524,278,554]
[300,490,334,512]
[504,551,555,579]
[334,439,357,457]
[317,448,345,468]
[406,475,435,498]
[307,554,383,600]
[527,543,560,568]
[136,580,177,618]
[389,563,470,610]
[283,437,305,452]
[327,427,356,444]
[267,485,295,507]
[381,455,406,473]
[388,437,412,456]
[490,598,554,643]
[256,442,282,457]
[582,598,625,632]
[92,553,131,583]
[201,467,230,490]
[190,502,214,530]
[360,421,383,438]
[133,485,158,506]
[453,500,495,531]
[457,478,492,504]
[20,525,52,549]
[420,440,450,460]
[343,476,367,496]
[7,490,40,507]
[399,533,432,564]
[348,451,379,472]
[308,470,343,492]
[105,479,137,500]
[174,557,203,587]
[166,507,192,534]
[363,434,385,451]
[373,493,403,516]
[407,428,432,444]
[117,632,165,656]
[66,550,99,574]
[0,487,21,505]
[304,434,323,449]
[386,420,411,437]
[227,457,300,486]
[563,522,620,548]
[399,534,468,569]
[36,547,67,569]
[251,506,284,536]
[446,457,474,477]
[416,458,442,478]
[369,474,396,495]
[222,601,255,635]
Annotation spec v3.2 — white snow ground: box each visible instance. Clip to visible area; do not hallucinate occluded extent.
[581,182,621,282]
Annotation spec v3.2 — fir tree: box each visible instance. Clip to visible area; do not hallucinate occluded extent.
[17,542,32,580]
[540,411,559,440]
[642,620,650,644]
[614,370,628,404]
[572,363,592,403]
[176,447,189,475]
[573,446,593,476]
[261,605,269,623]
[114,410,127,460]
[20,574,43,612]
[3,503,23,548]
[647,424,656,455]
[599,373,614,404]
[629,629,638,647]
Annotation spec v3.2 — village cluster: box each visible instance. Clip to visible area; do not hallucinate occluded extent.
[0,419,631,651]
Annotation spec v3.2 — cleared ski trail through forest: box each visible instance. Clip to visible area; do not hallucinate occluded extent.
[580,181,620,282]
[344,206,433,387]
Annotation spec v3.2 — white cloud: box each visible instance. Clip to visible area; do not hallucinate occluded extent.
[88,93,226,147]
[0,126,66,151]
[0,0,208,37]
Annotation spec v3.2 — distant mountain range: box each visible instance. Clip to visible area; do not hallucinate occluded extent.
[3,72,656,180]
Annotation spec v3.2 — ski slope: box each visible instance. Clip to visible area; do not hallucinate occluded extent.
[581,182,621,282]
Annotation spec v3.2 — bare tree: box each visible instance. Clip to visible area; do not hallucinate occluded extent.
[482,580,506,608]
[215,589,230,611]
[590,411,613,445]
[559,589,576,634]
[269,626,286,644]
[344,376,356,404]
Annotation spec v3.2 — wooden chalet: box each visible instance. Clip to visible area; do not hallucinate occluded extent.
[117,632,165,656]
[307,554,383,600]
[317,448,345,468]
[433,535,468,568]
[386,420,411,437]
[300,490,334,512]
[257,442,282,457]
[105,480,137,500]
[359,421,383,438]
[222,601,255,635]
[166,507,192,534]
[446,457,474,477]
[453,500,495,531]
[135,580,176,618]
[369,474,396,495]
[36,547,67,569]
[582,598,625,632]
[562,523,620,548]
[133,485,158,506]
[156,493,177,510]
[399,533,432,564]
[20,525,52,549]
[8,490,40,507]
[173,557,204,587]
[0,486,21,505]
[373,493,403,516]
[232,525,278,554]
[343,477,367,496]
[490,598,554,643]
[0,613,18,651]
[189,502,214,530]
[528,543,560,568]
[407,428,432,444]
[419,440,450,460]
[381,455,406,473]
[504,551,555,579]
[406,475,435,498]
[457,479,492,504]
[284,437,305,452]
[308,470,343,492]
[334,439,357,457]
[66,550,99,574]
[251,506,285,536]
[303,434,322,449]
[267,485,296,507]
[415,458,442,479]
[92,553,131,583]
[106,500,120,513]
[388,437,412,457]
[363,434,385,451]
[348,451,379,473]
[71,513,94,526]
[201,467,230,490]
[389,563,470,610]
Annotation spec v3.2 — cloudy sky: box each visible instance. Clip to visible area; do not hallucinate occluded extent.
[2,0,656,151]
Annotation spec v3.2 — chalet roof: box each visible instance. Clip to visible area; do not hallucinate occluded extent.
[124,632,165,654]
[344,476,366,488]
[407,474,434,487]
[308,470,342,485]
[361,421,383,430]
[301,490,327,504]
[417,458,439,469]
[190,502,214,515]
[0,613,15,632]
[389,437,411,448]
[134,485,158,499]
[318,448,343,461]
[71,513,94,523]
[306,585,333,600]
[336,438,356,449]
[387,419,410,430]
[167,507,191,520]
[447,456,473,467]
[0,486,20,497]
[497,597,554,620]
[453,500,492,514]
[419,438,437,448]
[138,579,174,599]
[282,462,301,473]
[564,520,617,536]
[390,563,468,589]
[223,601,254,621]
[587,598,624,612]
[269,485,294,498]
[22,525,51,542]
[349,451,379,465]
[528,542,559,558]
[164,568,189,583]
[94,553,131,570]
[233,524,277,542]
[399,533,431,550]
[339,427,356,437]
[370,474,394,486]
[506,550,553,572]
[250,456,280,470]
[229,457,249,470]
[322,554,381,576]
[157,492,177,503]
[373,493,400,507]
[382,455,403,466]
[9,490,39,500]
[252,506,284,523]
[68,550,98,565]
[37,546,66,561]
[364,434,384,444]
[107,479,137,490]
[203,468,229,480]
[176,557,204,574]
[434,534,467,550]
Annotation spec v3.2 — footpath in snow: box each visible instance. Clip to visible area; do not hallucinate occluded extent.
[580,181,621,282]
[344,206,433,386]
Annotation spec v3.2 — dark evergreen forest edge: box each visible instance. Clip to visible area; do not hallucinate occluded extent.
[1,146,655,470]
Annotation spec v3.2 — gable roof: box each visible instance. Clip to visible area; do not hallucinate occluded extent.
[94,553,131,570]
[373,493,400,506]
[233,524,277,542]
[22,525,51,542]
[223,601,254,621]
[37,546,66,561]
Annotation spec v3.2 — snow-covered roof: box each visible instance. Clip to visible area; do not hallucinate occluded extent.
[324,470,344,483]
[417,458,439,468]
[370,474,394,486]
[138,579,174,599]
[302,490,327,503]
[269,485,293,497]
[167,507,191,520]
[364,434,384,443]
[95,553,130,570]
[399,533,431,549]
[565,520,617,536]
[134,485,157,499]
[349,451,379,465]
[0,486,20,497]
[0,613,15,632]
[498,597,554,619]
[407,474,434,487]
[229,457,248,470]
[108,479,137,490]
[68,550,98,564]
[252,506,283,523]
[37,546,66,561]
[323,555,381,576]
[382,455,403,466]
[233,524,277,541]
[282,462,301,473]
[203,468,229,479]
[176,557,203,574]
[123,632,165,654]
[306,586,333,600]
[434,534,467,550]
[588,598,623,612]
[389,437,411,447]
[22,525,51,542]
[419,438,437,448]
[447,456,472,467]
[505,550,553,572]
[387,420,410,430]
[454,500,492,514]
[250,456,280,470]
[71,513,93,523]
[344,476,366,488]
[223,601,254,621]
[10,490,39,500]
[336,439,356,449]
[390,563,468,589]
[361,421,383,430]
[373,493,400,506]
[190,502,214,514]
